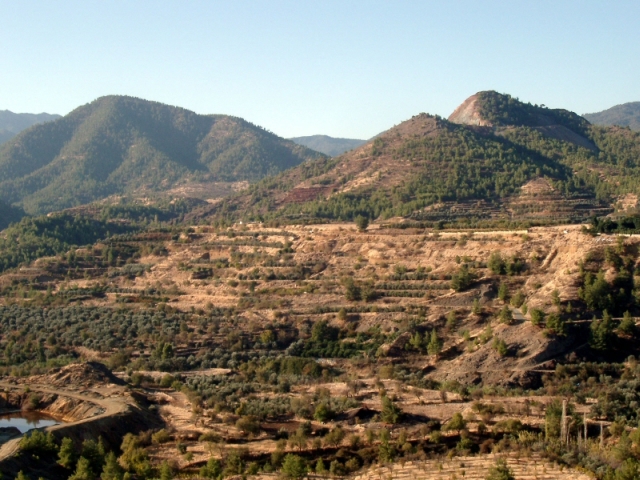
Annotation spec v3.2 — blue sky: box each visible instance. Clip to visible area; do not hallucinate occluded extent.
[1,1,638,138]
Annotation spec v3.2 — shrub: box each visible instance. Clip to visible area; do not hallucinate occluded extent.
[281,454,307,479]
[380,395,402,424]
[530,309,545,326]
[451,265,476,291]
[19,430,57,452]
[498,305,514,324]
[355,215,369,232]
[236,415,261,435]
[486,458,515,480]
[444,413,466,433]
[313,402,333,422]
[159,374,175,388]
[324,426,345,448]
[342,277,361,301]
[152,429,171,444]
[492,338,508,357]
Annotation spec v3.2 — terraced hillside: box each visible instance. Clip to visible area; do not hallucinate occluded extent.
[1,217,639,479]
[2,221,638,384]
[352,454,592,480]
[205,91,640,226]
[6,91,640,480]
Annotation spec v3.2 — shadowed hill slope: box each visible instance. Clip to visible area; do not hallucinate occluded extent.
[0,96,324,214]
[0,199,25,230]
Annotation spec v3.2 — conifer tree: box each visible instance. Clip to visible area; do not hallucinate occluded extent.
[427,329,442,357]
[69,457,94,480]
[101,452,124,480]
[58,437,76,469]
[590,310,615,351]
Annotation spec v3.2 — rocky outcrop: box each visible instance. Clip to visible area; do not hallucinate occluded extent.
[448,94,493,126]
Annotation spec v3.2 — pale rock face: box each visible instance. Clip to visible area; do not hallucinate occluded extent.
[448,94,493,126]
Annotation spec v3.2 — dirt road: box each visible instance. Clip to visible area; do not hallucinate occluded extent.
[0,381,129,461]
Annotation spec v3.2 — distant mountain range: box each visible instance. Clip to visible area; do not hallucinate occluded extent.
[203,91,640,225]
[289,135,366,157]
[0,96,324,215]
[0,110,60,145]
[584,102,640,131]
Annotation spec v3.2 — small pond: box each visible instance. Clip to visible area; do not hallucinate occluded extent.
[0,411,62,433]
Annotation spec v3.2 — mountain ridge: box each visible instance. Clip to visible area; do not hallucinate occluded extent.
[289,134,367,157]
[202,91,640,225]
[0,95,325,214]
[0,110,61,146]
[584,101,640,131]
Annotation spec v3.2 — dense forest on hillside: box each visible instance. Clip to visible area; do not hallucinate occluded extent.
[0,215,130,273]
[0,199,25,230]
[476,91,590,134]
[0,96,324,214]
[203,92,640,225]
[584,101,640,131]
[0,199,198,273]
[256,123,571,221]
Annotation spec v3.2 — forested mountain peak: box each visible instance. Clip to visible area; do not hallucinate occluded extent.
[0,95,325,214]
[450,91,589,131]
[450,91,595,150]
[203,93,640,226]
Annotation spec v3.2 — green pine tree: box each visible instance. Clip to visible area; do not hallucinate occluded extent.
[486,458,515,480]
[199,458,221,479]
[498,305,514,324]
[427,329,442,357]
[101,452,124,480]
[619,311,636,336]
[58,437,76,469]
[498,283,509,303]
[380,395,402,424]
[409,331,424,351]
[355,215,369,232]
[159,461,173,480]
[590,310,615,352]
[69,457,94,480]
[281,454,307,479]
